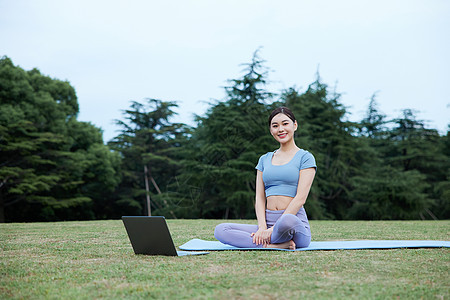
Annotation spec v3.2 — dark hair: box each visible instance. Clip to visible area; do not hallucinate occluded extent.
[268,106,296,126]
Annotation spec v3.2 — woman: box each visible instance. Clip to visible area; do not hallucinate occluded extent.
[214,107,316,249]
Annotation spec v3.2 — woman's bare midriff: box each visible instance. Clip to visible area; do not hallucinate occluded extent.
[266,195,296,211]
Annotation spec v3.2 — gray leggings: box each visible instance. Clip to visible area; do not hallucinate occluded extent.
[214,208,311,248]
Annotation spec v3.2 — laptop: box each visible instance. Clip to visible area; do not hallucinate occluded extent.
[122,216,208,256]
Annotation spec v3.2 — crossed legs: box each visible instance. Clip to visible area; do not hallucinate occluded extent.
[214,213,311,249]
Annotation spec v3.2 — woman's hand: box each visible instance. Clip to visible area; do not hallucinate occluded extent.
[251,227,274,246]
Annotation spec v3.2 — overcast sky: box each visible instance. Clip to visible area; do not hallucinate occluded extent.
[1,0,449,142]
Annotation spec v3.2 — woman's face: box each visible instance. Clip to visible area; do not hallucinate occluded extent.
[269,113,297,144]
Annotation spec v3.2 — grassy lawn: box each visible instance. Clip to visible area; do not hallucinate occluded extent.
[1,219,449,299]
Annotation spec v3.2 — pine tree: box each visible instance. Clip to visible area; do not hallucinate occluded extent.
[108,99,188,217]
[174,50,275,219]
[349,103,439,220]
[282,76,360,219]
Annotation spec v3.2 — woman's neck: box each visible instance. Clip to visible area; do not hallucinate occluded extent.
[278,140,299,153]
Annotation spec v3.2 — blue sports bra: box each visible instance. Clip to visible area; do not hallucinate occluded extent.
[255,149,316,197]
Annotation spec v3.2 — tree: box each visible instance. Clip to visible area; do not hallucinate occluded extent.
[108,99,188,217]
[348,100,446,220]
[282,76,361,219]
[359,93,387,138]
[0,57,120,222]
[382,109,448,219]
[173,50,275,219]
[432,126,450,219]
[348,165,430,219]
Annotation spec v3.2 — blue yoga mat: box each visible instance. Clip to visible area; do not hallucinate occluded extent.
[179,239,450,252]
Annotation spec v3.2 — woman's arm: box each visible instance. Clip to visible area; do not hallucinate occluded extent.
[254,170,267,229]
[284,168,316,215]
[252,170,272,246]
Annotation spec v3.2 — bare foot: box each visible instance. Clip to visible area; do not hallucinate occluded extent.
[264,240,296,250]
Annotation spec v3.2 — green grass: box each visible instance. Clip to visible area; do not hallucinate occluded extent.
[1,219,449,299]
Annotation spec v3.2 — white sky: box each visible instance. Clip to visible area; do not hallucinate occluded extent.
[1,0,449,142]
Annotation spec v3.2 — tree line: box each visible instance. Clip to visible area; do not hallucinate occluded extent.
[1,54,448,222]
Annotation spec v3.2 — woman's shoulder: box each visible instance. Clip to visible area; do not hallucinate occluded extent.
[259,151,275,159]
[295,149,316,168]
[296,148,314,157]
[255,151,275,171]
